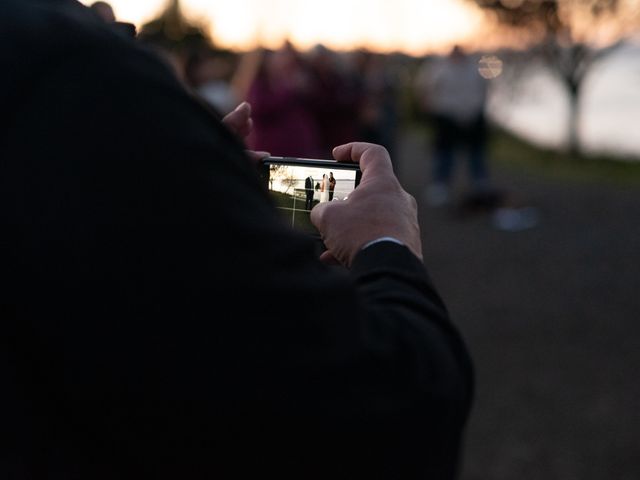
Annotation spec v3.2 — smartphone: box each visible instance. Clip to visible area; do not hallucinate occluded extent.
[259,156,362,238]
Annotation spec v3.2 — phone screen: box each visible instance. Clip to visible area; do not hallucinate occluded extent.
[260,157,361,237]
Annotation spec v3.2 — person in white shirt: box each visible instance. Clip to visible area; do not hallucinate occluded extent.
[416,45,490,207]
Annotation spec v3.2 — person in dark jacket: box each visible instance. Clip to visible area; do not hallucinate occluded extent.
[304,174,315,210]
[0,1,473,479]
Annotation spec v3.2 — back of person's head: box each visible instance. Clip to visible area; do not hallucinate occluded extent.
[185,49,235,88]
[450,44,466,60]
[90,1,115,23]
[89,2,137,39]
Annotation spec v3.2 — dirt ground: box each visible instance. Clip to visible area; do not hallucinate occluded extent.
[395,130,640,480]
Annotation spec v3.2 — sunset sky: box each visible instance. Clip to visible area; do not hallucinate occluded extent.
[81,0,487,54]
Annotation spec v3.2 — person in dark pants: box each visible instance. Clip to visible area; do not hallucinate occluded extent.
[432,112,488,191]
[1,1,473,479]
[328,171,336,201]
[305,174,315,210]
[416,45,491,207]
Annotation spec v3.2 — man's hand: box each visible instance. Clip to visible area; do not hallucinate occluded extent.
[222,101,252,138]
[310,143,422,267]
[222,101,269,164]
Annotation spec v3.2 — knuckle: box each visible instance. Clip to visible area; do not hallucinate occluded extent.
[371,144,389,157]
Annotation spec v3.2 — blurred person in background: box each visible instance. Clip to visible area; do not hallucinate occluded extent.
[353,50,400,162]
[244,42,322,158]
[415,44,491,207]
[2,1,473,478]
[307,44,362,158]
[184,48,240,115]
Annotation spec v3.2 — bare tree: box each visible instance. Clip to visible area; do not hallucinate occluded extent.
[469,0,638,154]
[268,165,292,192]
[281,174,298,195]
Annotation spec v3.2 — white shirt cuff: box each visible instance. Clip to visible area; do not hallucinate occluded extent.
[361,236,405,251]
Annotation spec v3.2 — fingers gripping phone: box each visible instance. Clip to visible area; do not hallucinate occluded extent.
[259,156,362,241]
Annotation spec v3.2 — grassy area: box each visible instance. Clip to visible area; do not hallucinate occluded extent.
[400,105,640,187]
[489,127,640,187]
[399,79,640,188]
[270,190,318,234]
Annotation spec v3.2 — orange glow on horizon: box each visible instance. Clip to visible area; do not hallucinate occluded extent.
[81,0,488,55]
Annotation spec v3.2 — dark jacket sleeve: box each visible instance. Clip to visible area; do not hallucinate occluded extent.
[1,3,473,479]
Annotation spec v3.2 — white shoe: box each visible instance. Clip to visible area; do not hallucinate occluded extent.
[492,207,539,231]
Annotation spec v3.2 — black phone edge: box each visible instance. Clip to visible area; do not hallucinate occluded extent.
[262,156,361,171]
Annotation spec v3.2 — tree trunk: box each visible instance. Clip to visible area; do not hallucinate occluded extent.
[566,84,581,156]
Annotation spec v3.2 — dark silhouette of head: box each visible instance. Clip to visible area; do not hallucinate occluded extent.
[450,44,466,60]
[90,1,116,23]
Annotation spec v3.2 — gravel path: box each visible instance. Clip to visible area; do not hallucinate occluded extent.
[396,129,640,480]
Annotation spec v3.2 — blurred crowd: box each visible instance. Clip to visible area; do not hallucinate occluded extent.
[92,1,509,209]
[92,1,402,158]
[85,2,407,161]
[177,42,401,160]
